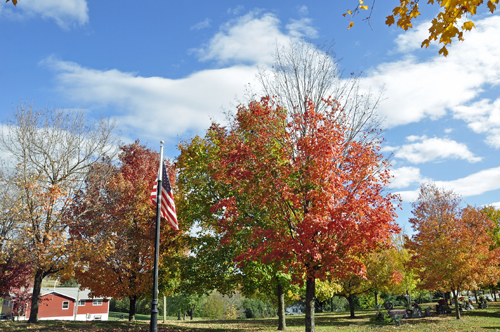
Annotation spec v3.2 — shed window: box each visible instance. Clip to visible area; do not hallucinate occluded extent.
[62,301,69,309]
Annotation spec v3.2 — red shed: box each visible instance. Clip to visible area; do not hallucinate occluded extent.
[23,287,109,321]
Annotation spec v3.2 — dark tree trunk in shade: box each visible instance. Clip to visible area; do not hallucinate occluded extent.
[330,297,334,312]
[305,277,315,332]
[27,269,44,323]
[374,292,378,307]
[128,295,137,322]
[474,290,478,303]
[348,295,355,318]
[277,283,286,330]
[188,305,195,320]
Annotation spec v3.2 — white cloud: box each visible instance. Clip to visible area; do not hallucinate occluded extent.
[454,98,500,148]
[286,18,318,39]
[396,166,500,202]
[388,166,425,189]
[42,57,258,142]
[444,128,453,134]
[194,11,317,65]
[406,135,421,142]
[191,18,211,30]
[298,5,308,15]
[395,136,481,164]
[1,0,88,28]
[362,16,500,128]
[393,21,432,53]
[486,202,500,209]
[227,5,244,15]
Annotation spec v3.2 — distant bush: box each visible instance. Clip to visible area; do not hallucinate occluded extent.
[330,296,349,311]
[202,293,225,319]
[240,298,275,318]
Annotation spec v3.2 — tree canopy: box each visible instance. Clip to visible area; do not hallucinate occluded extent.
[406,183,500,320]
[212,96,399,332]
[67,141,187,321]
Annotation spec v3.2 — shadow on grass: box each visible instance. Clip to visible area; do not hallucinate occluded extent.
[461,309,500,318]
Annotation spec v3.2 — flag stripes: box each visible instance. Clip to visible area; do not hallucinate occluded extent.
[150,163,178,230]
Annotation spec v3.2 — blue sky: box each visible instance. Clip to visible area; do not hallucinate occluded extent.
[1,1,500,231]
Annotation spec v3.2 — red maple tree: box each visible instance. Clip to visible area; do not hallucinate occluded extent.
[67,141,185,321]
[211,97,399,331]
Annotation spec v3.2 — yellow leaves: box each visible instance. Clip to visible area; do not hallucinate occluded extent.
[488,0,498,13]
[385,15,395,26]
[382,0,498,56]
[462,21,475,31]
[344,0,369,28]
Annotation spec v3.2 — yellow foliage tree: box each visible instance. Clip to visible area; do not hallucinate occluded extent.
[347,0,499,56]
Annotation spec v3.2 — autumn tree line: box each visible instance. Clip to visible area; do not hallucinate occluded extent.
[1,41,500,332]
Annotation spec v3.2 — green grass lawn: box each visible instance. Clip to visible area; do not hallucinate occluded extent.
[1,302,499,331]
[109,311,178,321]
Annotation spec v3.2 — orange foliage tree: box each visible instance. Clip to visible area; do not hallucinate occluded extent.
[406,183,500,320]
[0,105,118,323]
[212,97,399,332]
[67,141,186,321]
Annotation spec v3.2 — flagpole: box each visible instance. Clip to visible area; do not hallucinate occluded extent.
[150,141,164,332]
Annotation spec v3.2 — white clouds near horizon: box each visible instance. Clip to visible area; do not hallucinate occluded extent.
[0,0,88,28]
[395,166,500,202]
[394,135,482,164]
[388,166,425,189]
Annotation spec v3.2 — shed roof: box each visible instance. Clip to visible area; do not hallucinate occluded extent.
[40,287,106,301]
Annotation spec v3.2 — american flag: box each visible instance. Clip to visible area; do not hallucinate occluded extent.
[150,163,178,230]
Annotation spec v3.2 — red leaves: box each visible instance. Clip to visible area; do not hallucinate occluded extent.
[212,96,399,282]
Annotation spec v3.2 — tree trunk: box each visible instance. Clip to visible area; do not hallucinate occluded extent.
[330,297,334,312]
[305,277,315,332]
[163,296,167,322]
[277,283,286,330]
[453,290,461,320]
[28,269,44,323]
[347,295,355,318]
[128,295,137,322]
[177,310,181,320]
[374,291,378,307]
[474,290,478,303]
[494,291,497,302]
[188,305,195,320]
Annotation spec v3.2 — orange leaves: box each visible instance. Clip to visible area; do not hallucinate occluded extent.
[213,96,399,282]
[68,141,186,300]
[407,184,500,296]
